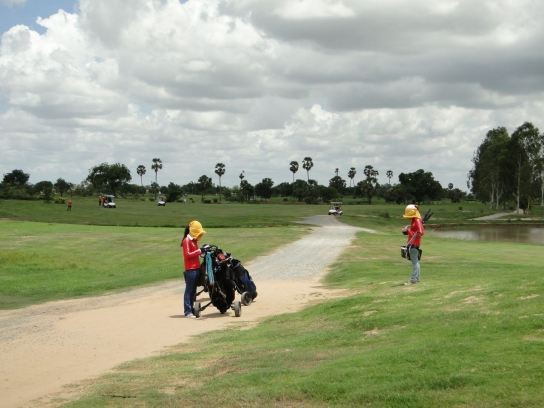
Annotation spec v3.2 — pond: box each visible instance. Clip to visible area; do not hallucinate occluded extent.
[431,224,544,245]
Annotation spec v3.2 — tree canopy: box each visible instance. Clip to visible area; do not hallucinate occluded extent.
[86,163,132,195]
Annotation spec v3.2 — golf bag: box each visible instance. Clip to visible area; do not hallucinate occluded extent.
[229,258,258,305]
[197,247,236,314]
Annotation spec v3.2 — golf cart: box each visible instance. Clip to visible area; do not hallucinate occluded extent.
[102,195,116,208]
[328,201,343,216]
[157,197,166,206]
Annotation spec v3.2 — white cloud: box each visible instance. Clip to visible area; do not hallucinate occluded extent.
[1,0,544,190]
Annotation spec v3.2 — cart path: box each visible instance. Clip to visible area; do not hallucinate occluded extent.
[0,216,365,408]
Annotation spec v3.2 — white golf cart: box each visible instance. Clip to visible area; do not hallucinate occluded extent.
[102,195,116,208]
[328,201,343,216]
[157,197,166,206]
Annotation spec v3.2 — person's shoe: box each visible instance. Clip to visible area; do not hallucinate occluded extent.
[410,280,418,284]
[185,313,196,319]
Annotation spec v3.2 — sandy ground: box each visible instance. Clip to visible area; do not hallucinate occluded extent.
[0,215,363,408]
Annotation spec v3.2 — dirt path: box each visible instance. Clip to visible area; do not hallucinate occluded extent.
[472,211,518,221]
[0,216,363,408]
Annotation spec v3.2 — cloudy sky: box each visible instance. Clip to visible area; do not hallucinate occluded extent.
[1,0,543,190]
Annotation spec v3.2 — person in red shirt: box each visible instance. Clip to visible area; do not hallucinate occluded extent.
[66,199,72,211]
[181,220,207,318]
[402,204,425,284]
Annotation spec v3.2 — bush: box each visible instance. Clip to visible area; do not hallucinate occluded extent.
[54,198,66,204]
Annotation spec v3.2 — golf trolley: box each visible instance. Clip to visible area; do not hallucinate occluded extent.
[192,245,257,318]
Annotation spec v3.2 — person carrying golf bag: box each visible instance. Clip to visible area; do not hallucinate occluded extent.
[402,204,425,284]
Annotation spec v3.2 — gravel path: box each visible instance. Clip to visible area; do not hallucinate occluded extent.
[0,216,364,408]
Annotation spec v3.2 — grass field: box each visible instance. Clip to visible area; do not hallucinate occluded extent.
[0,196,511,228]
[0,220,310,309]
[2,198,543,406]
[62,230,544,407]
[0,197,325,227]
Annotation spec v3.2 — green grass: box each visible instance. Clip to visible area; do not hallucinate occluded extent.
[62,232,544,407]
[0,197,325,227]
[0,220,309,309]
[2,198,543,405]
[0,197,512,229]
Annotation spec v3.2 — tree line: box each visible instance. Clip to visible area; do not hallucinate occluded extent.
[469,122,543,212]
[1,155,466,205]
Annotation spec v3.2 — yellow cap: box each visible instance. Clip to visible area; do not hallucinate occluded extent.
[403,204,421,219]
[189,220,206,241]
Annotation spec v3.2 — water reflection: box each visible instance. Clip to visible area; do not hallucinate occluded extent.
[432,225,544,244]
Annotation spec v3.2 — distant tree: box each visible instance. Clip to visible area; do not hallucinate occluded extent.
[255,178,274,199]
[329,175,346,193]
[320,185,339,202]
[302,157,314,182]
[151,158,162,184]
[335,168,339,177]
[33,181,54,201]
[510,122,541,211]
[448,183,454,190]
[150,182,160,198]
[398,169,443,203]
[469,127,510,208]
[86,163,132,195]
[165,182,183,202]
[348,167,356,187]
[197,175,213,200]
[136,165,146,186]
[239,170,245,183]
[2,169,29,186]
[214,163,226,202]
[272,182,293,197]
[289,161,299,182]
[386,170,393,185]
[54,178,71,197]
[240,179,254,202]
[291,179,309,202]
[355,165,380,204]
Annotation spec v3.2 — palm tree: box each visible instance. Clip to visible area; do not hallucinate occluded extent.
[335,168,339,177]
[136,165,146,186]
[215,163,226,202]
[151,158,163,184]
[386,170,393,185]
[289,161,299,182]
[302,157,314,182]
[239,170,245,183]
[348,167,356,187]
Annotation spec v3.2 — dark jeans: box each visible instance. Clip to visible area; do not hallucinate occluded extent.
[183,268,199,316]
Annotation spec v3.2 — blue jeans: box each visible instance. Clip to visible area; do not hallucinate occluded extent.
[184,268,199,316]
[409,247,421,283]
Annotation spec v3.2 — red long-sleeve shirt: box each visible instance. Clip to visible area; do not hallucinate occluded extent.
[407,217,424,247]
[182,236,201,270]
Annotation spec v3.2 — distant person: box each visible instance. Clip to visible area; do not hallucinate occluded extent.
[181,220,207,318]
[98,195,102,207]
[402,204,424,284]
[67,199,72,211]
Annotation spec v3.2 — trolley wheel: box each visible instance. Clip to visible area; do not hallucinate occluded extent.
[193,301,201,318]
[233,300,242,317]
[241,292,252,306]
